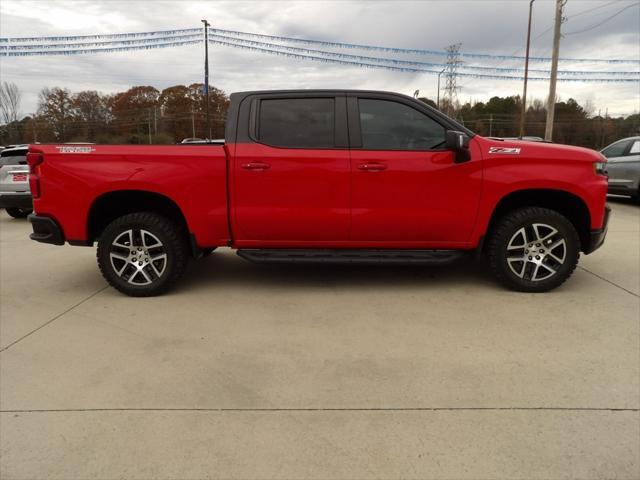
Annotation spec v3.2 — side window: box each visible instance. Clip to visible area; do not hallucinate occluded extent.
[358,98,445,150]
[601,140,631,158]
[628,140,640,155]
[258,98,335,148]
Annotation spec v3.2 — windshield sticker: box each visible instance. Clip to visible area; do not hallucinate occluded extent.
[489,146,521,155]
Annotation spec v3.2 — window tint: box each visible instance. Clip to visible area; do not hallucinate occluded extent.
[259,98,334,148]
[628,140,640,155]
[601,140,631,158]
[358,99,445,150]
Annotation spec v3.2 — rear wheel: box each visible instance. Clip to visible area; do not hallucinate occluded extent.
[5,207,32,218]
[487,207,580,292]
[97,212,188,297]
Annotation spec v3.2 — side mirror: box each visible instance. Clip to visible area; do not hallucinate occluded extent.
[445,130,471,163]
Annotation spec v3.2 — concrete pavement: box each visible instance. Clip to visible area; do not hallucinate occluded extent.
[1,198,638,479]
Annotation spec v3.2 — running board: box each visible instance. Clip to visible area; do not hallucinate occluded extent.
[237,249,466,265]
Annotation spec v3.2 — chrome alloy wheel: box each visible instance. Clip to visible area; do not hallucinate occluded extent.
[506,223,567,282]
[109,229,167,285]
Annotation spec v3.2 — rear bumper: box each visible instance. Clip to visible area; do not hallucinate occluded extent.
[28,214,65,245]
[584,205,611,254]
[0,192,32,210]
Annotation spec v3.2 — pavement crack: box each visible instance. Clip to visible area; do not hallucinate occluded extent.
[1,407,638,413]
[0,285,109,354]
[578,266,639,298]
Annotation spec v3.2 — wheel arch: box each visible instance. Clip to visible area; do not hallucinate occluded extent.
[87,190,190,244]
[485,188,591,251]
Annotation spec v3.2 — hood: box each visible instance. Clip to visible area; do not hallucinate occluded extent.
[476,136,604,163]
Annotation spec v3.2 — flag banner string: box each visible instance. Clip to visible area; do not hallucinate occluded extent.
[207,27,640,65]
[1,34,203,51]
[3,32,638,78]
[2,39,202,56]
[0,28,201,43]
[207,38,640,83]
[207,33,639,77]
[1,26,638,64]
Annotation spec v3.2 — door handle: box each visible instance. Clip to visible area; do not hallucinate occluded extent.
[241,162,271,171]
[357,162,387,172]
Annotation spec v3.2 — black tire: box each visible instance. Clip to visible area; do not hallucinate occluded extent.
[487,207,580,292]
[5,207,32,218]
[97,212,188,297]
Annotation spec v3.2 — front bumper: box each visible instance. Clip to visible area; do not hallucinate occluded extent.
[584,205,611,254]
[28,214,65,245]
[0,192,32,210]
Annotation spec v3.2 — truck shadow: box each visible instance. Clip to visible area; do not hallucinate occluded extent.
[178,250,498,292]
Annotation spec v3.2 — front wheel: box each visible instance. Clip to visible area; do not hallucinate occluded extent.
[97,212,188,297]
[487,207,580,292]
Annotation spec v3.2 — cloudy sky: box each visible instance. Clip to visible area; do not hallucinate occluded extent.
[1,0,639,117]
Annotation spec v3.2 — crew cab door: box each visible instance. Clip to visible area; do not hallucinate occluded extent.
[347,95,482,245]
[232,94,350,244]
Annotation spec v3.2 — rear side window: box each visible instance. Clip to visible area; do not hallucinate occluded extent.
[258,98,335,148]
[601,140,631,158]
[358,99,445,150]
[0,151,27,166]
[628,140,640,155]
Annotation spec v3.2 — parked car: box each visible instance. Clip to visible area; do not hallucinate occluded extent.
[600,136,640,201]
[27,90,609,296]
[0,145,32,218]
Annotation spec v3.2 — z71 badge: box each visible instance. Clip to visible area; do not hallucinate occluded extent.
[56,146,96,154]
[489,146,521,155]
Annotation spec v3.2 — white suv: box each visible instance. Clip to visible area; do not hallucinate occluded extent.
[0,145,32,218]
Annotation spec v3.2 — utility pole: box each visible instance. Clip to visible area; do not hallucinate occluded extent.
[153,106,157,136]
[191,105,196,138]
[436,67,445,110]
[519,0,535,138]
[545,0,566,141]
[201,19,211,140]
[148,109,152,144]
[489,114,493,137]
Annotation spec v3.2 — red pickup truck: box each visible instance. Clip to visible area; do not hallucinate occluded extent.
[27,90,610,296]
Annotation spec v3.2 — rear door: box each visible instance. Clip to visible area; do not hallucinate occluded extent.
[232,94,351,244]
[347,95,482,246]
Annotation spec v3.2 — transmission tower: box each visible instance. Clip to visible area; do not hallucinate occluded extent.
[443,43,463,117]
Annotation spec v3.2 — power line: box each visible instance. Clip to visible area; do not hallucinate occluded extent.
[565,2,640,35]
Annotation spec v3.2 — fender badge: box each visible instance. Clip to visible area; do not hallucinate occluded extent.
[489,146,521,155]
[56,146,96,154]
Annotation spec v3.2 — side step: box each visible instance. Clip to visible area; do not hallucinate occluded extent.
[237,249,467,265]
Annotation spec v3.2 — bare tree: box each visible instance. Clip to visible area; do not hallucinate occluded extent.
[0,82,22,142]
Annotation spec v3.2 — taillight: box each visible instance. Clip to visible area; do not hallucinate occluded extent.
[27,152,43,174]
[27,152,43,198]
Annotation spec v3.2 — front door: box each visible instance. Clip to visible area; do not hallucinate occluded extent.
[233,95,351,245]
[348,96,483,246]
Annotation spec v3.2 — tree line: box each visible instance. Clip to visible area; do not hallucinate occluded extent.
[0,82,229,145]
[1,81,638,149]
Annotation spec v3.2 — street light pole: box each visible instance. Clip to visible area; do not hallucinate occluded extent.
[519,0,535,139]
[436,67,445,110]
[201,19,211,140]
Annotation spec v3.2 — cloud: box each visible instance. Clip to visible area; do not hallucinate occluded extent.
[1,0,638,117]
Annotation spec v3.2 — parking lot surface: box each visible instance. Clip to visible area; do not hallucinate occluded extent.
[1,199,638,479]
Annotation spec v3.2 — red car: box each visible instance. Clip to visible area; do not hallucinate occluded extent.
[27,90,609,296]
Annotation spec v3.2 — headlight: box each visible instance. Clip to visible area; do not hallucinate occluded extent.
[594,162,608,176]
